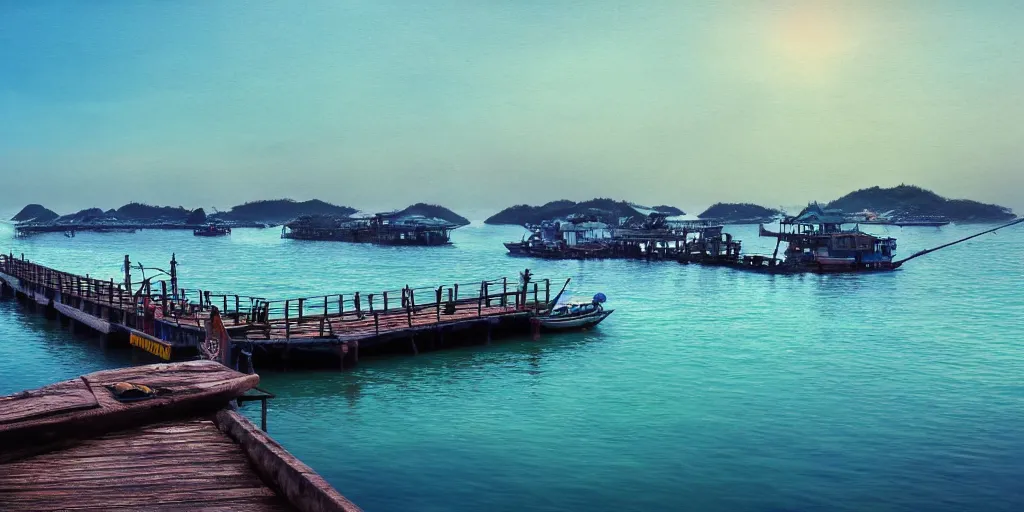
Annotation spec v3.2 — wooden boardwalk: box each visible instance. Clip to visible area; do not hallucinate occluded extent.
[0,361,361,511]
[1,252,561,364]
[0,418,295,511]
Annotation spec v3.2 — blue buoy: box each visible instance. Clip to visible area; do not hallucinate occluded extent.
[593,292,607,304]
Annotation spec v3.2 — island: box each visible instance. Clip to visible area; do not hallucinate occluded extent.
[10,199,472,238]
[826,185,1015,222]
[209,199,357,225]
[651,205,686,216]
[10,204,59,223]
[698,203,781,224]
[485,199,685,226]
[391,203,470,226]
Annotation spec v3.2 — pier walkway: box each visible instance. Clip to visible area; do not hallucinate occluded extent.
[0,253,558,367]
[0,361,360,511]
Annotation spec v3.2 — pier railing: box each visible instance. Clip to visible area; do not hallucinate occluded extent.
[3,253,560,345]
[243,276,554,340]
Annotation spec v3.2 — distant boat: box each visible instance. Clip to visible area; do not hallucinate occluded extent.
[852,209,950,227]
[194,224,231,237]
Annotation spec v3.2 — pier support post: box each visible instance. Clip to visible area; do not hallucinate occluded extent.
[410,335,418,355]
[486,322,492,345]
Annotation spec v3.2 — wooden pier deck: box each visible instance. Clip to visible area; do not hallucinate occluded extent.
[1,252,561,367]
[0,361,360,512]
[0,418,295,511]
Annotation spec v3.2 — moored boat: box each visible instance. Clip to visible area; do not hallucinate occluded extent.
[194,223,231,236]
[536,292,613,330]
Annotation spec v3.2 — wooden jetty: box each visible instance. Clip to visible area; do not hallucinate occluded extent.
[0,252,560,368]
[0,252,245,360]
[234,274,554,367]
[0,360,360,511]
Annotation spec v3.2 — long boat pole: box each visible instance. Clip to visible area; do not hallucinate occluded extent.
[894,217,1024,267]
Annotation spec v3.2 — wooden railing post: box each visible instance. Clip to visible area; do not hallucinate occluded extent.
[298,298,304,321]
[478,281,484,316]
[284,300,291,339]
[545,279,550,305]
[368,294,374,314]
[436,286,442,321]
[161,281,168,317]
[502,278,507,307]
[374,312,380,335]
[354,292,361,318]
[383,291,389,312]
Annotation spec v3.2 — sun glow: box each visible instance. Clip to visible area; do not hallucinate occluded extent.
[768,5,854,85]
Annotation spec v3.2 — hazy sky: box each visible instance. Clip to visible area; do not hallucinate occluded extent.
[2,1,1022,216]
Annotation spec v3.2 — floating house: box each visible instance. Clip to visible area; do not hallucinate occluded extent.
[677,224,743,264]
[757,203,898,272]
[282,212,459,246]
[504,213,721,260]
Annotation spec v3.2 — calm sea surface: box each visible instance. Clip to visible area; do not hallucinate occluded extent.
[1,221,1022,512]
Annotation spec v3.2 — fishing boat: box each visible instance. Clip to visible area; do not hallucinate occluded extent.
[504,218,613,259]
[756,203,899,272]
[193,223,231,237]
[536,290,613,330]
[696,204,1024,274]
[282,212,458,245]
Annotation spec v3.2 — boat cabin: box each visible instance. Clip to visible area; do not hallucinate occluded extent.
[761,203,897,271]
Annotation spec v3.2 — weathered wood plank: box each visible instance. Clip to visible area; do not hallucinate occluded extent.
[2,496,293,512]
[0,378,98,425]
[0,453,249,475]
[0,486,279,509]
[0,472,264,491]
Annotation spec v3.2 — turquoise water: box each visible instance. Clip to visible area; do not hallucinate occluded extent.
[1,222,1022,511]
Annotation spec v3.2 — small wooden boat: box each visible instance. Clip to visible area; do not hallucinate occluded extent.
[537,292,613,330]
[0,360,360,511]
[539,304,613,330]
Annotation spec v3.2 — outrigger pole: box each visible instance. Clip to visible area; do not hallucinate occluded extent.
[894,217,1024,267]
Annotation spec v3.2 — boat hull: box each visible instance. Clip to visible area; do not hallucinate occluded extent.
[538,309,613,330]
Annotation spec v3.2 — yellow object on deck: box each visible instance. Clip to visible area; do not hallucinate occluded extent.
[129,333,172,360]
